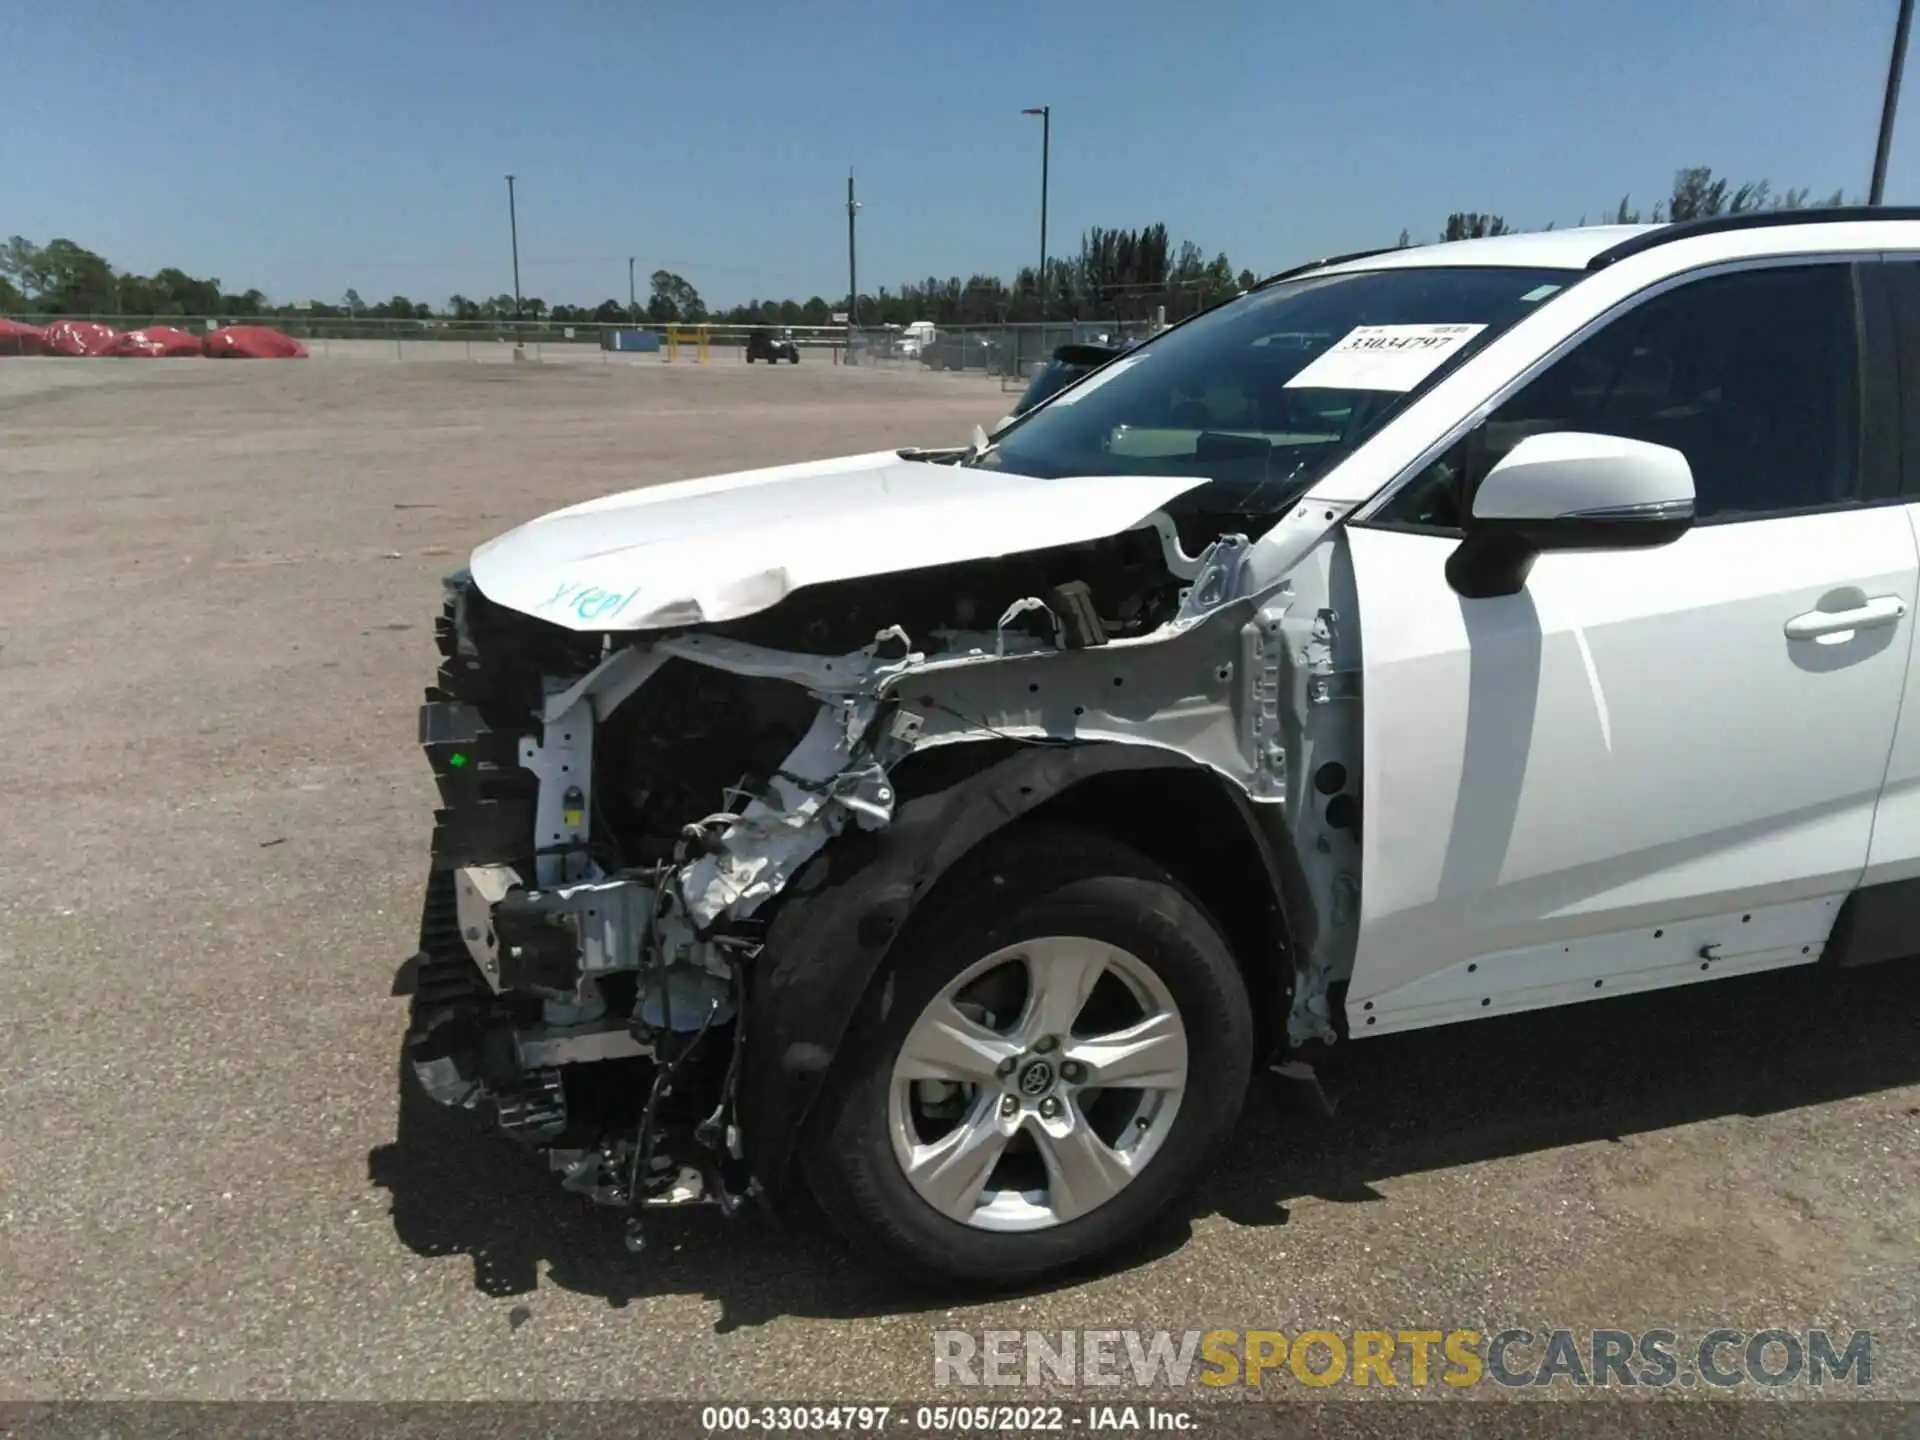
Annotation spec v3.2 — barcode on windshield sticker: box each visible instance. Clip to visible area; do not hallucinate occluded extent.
[1283,323,1487,393]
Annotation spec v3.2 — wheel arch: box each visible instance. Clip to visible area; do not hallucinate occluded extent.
[1025,766,1295,1049]
[740,737,1293,1203]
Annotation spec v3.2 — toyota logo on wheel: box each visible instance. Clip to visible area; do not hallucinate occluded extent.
[1018,1060,1055,1097]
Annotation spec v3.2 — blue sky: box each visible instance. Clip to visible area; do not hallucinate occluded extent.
[3,0,1913,309]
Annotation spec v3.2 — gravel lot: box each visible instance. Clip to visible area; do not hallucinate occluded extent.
[4,354,1918,1409]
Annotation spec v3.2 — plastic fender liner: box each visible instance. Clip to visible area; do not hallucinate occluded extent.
[738,739,1287,1203]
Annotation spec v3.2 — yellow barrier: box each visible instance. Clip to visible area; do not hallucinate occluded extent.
[664,326,711,363]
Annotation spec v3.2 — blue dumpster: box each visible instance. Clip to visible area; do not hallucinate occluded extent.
[604,330,662,353]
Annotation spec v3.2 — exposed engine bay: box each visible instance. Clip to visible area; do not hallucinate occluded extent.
[401,495,1364,1251]
[601,526,1191,860]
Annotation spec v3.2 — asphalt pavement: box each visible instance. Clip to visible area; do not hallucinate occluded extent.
[2,355,1916,1408]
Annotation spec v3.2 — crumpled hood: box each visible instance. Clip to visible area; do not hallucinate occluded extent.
[469,449,1210,631]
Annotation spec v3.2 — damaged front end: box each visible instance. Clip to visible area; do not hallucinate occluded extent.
[406,572,943,1240]
[400,469,1366,1252]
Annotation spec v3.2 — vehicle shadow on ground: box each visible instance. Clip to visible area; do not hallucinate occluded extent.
[1210,961,1920,1224]
[368,961,1920,1331]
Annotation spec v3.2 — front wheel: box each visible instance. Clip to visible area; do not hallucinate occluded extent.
[803,826,1253,1288]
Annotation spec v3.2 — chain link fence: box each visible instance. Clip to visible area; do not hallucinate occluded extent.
[1,314,861,362]
[842,318,1167,386]
[5,313,1184,370]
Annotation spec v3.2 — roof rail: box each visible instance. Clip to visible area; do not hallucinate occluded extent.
[1253,245,1400,290]
[1586,205,1920,270]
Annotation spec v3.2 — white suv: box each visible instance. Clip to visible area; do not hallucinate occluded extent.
[405,210,1920,1287]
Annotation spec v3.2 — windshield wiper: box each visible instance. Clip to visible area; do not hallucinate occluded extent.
[960,423,998,467]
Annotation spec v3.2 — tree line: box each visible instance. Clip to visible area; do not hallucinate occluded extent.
[0,167,1857,329]
[1419,167,1853,246]
[0,237,270,319]
[0,234,1256,329]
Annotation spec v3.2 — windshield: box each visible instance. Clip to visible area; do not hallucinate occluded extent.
[979,266,1578,522]
[1016,355,1108,415]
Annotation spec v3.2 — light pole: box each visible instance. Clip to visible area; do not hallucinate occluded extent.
[629,256,637,318]
[1022,106,1050,316]
[847,172,861,328]
[505,174,522,317]
[1873,0,1915,204]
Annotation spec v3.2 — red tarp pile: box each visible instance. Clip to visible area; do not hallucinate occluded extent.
[112,325,205,358]
[2,319,309,359]
[0,318,47,355]
[41,319,121,356]
[203,325,307,359]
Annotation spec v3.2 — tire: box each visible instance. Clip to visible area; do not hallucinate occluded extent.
[802,824,1253,1288]
[745,353,755,364]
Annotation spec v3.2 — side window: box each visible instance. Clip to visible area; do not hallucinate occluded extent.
[1378,264,1863,530]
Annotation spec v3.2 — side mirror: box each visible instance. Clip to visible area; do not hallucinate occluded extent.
[1446,432,1695,599]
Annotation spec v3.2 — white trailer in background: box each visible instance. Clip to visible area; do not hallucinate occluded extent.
[896,320,935,357]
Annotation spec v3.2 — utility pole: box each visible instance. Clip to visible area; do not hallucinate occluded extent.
[629,256,637,317]
[1022,107,1050,316]
[505,174,522,317]
[847,172,861,328]
[1873,0,1915,204]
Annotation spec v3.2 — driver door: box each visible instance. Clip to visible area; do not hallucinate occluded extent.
[1343,259,1917,1035]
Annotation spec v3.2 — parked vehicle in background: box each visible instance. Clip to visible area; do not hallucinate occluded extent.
[745,328,800,364]
[899,320,936,357]
[403,209,1920,1290]
[920,331,1004,373]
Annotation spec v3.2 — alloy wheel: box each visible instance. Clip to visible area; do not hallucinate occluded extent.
[886,936,1189,1232]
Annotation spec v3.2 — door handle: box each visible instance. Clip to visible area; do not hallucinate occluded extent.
[1783,595,1907,640]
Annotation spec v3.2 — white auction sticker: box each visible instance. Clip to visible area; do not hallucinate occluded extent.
[1283,323,1487,392]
